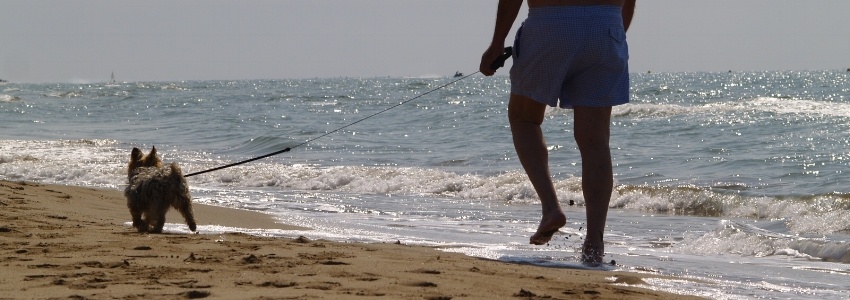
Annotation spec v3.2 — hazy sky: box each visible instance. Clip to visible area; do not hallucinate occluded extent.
[2,0,849,83]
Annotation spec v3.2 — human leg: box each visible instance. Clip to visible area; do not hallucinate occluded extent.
[573,106,613,263]
[508,94,567,245]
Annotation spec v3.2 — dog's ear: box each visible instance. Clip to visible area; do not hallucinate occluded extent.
[131,148,143,162]
[150,146,158,158]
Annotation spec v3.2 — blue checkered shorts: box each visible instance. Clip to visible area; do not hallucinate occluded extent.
[510,5,629,108]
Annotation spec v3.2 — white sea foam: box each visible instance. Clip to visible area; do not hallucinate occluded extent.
[0,94,20,102]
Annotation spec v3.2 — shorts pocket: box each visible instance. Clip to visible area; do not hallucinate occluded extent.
[609,27,626,43]
[608,27,629,61]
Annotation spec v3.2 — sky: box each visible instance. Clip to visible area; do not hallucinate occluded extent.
[2,0,849,83]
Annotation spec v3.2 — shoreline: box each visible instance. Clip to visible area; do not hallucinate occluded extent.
[0,180,701,299]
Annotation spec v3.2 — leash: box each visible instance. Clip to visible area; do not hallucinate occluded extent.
[184,47,512,178]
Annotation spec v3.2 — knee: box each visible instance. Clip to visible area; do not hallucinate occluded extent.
[573,107,611,150]
[508,95,546,126]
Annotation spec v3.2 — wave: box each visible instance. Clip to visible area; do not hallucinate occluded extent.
[612,103,696,118]
[614,97,850,120]
[0,94,20,102]
[790,239,850,263]
[188,163,545,204]
[612,184,850,233]
[2,139,849,237]
[695,97,850,120]
[675,220,850,264]
[43,91,84,98]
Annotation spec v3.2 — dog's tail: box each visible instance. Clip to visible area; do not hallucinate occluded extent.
[168,162,189,199]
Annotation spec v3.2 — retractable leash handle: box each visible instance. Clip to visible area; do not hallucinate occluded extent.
[490,46,513,71]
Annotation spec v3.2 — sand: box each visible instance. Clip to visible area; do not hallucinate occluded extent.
[0,180,701,299]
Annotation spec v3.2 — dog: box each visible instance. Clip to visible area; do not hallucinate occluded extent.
[124,146,197,233]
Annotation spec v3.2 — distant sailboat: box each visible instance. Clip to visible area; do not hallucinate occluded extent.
[110,72,116,84]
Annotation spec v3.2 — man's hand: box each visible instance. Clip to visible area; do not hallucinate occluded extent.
[480,45,506,76]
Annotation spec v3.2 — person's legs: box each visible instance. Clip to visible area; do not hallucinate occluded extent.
[508,94,567,245]
[573,106,613,263]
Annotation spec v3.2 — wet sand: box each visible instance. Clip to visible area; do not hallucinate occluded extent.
[0,180,701,299]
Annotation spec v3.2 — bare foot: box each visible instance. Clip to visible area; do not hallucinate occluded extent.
[581,241,604,264]
[529,212,566,245]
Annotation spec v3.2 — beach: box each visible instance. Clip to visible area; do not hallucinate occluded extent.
[2,73,849,298]
[0,180,698,299]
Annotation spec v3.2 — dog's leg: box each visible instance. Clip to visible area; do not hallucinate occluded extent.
[166,163,197,232]
[147,205,166,233]
[131,209,147,232]
[126,194,149,233]
[173,194,197,232]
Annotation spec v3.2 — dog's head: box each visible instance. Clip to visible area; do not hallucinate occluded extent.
[128,146,163,178]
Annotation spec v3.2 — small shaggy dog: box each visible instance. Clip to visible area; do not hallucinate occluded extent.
[124,146,197,233]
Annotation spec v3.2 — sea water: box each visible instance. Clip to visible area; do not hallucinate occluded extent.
[1,71,849,299]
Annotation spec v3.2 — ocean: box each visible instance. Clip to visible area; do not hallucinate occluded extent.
[1,70,848,299]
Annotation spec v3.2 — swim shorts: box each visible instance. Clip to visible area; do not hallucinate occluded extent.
[510,5,629,108]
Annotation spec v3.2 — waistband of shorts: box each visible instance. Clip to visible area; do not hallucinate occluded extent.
[528,5,622,18]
